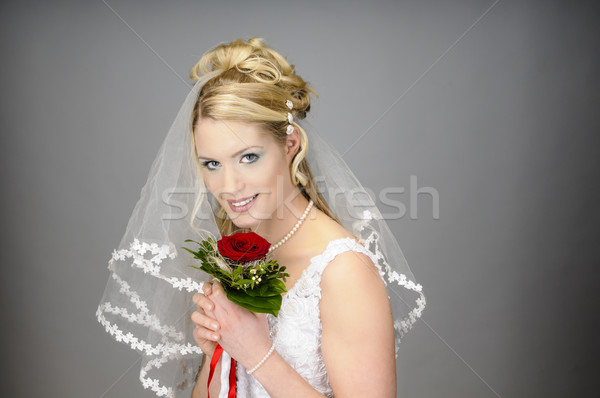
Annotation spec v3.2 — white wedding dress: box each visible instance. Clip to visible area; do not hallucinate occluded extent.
[234,237,379,397]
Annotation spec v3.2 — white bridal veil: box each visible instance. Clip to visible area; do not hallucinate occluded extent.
[96,71,426,397]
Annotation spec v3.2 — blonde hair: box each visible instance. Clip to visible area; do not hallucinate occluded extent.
[189,38,340,236]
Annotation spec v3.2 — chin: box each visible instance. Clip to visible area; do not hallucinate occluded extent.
[222,196,274,229]
[222,206,262,229]
[229,215,261,230]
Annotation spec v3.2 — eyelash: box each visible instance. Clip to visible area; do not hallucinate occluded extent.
[202,153,260,171]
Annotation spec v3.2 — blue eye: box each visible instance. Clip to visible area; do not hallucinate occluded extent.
[200,153,259,171]
[202,160,220,171]
[241,153,260,164]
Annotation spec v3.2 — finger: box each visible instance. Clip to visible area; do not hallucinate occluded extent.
[202,282,213,296]
[190,311,220,331]
[194,323,220,341]
[192,293,214,313]
[192,292,205,307]
[193,292,216,312]
[207,282,229,309]
[210,280,225,297]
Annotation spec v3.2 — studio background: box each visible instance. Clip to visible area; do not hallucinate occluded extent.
[0,1,597,397]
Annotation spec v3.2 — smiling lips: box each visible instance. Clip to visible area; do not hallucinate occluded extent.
[228,194,258,212]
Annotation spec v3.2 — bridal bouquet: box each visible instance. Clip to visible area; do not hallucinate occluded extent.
[183,232,289,316]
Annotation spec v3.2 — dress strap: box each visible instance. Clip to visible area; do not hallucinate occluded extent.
[309,237,380,282]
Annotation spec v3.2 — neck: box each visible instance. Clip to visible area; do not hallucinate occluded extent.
[251,187,312,245]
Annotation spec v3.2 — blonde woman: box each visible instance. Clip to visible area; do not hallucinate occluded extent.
[96,38,425,398]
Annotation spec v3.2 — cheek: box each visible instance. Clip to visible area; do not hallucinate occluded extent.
[199,171,218,197]
[252,157,286,189]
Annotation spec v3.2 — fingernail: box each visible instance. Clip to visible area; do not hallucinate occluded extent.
[212,323,218,329]
[213,334,219,340]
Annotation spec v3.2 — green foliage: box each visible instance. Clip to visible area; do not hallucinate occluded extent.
[183,239,290,317]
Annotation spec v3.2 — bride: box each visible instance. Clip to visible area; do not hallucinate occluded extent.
[95,37,425,398]
[190,38,400,398]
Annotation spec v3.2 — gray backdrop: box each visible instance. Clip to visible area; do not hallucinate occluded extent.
[1,1,597,397]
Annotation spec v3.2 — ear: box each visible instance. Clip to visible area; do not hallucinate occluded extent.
[284,126,301,164]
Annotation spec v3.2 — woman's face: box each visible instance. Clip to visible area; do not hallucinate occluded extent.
[193,118,297,229]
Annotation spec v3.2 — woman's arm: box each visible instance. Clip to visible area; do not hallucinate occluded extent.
[191,351,221,398]
[231,250,396,397]
[202,283,327,398]
[320,250,397,397]
[250,351,326,398]
[190,285,222,398]
[191,321,325,398]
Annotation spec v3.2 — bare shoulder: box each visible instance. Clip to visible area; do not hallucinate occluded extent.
[321,248,386,297]
[303,207,382,285]
[318,226,392,331]
[318,229,396,396]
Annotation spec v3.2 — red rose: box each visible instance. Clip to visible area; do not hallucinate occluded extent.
[217,232,271,263]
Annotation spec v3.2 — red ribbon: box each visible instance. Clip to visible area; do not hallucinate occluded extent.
[207,343,236,398]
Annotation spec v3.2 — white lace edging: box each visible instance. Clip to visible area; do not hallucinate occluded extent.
[96,239,206,398]
[110,238,205,292]
[357,232,426,337]
[351,214,428,353]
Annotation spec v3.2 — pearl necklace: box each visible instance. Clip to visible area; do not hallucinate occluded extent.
[268,199,314,253]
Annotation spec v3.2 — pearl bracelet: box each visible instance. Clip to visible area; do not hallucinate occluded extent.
[247,342,276,375]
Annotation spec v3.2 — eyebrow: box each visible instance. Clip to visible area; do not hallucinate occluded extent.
[197,146,264,161]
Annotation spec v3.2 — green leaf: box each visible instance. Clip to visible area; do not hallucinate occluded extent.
[267,280,288,294]
[224,287,282,308]
[232,265,243,279]
[226,296,280,316]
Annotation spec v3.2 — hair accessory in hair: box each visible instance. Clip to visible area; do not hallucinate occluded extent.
[286,100,294,135]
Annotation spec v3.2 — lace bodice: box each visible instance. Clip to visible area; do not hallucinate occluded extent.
[235,237,379,397]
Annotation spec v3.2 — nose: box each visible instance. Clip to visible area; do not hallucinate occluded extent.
[219,166,243,199]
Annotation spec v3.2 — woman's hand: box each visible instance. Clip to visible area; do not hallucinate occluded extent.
[206,281,273,370]
[193,282,329,398]
[191,283,221,358]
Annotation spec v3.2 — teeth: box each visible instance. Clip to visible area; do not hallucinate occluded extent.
[232,194,256,207]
